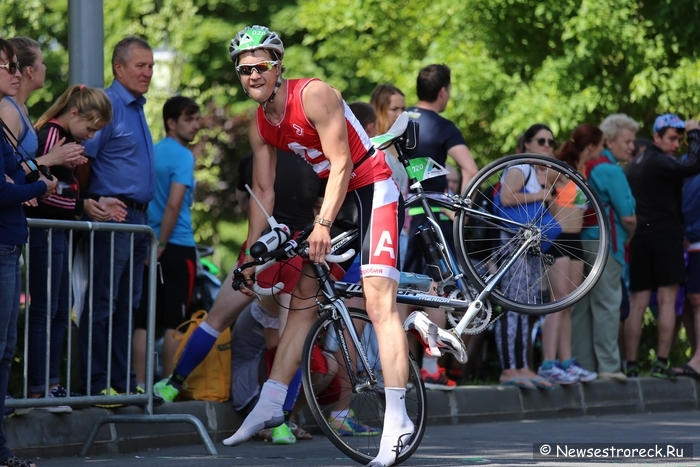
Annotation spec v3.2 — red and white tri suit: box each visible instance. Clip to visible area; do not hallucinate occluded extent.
[256,78,403,282]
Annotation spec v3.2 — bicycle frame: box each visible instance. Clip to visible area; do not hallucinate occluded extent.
[311,262,382,392]
[393,142,542,336]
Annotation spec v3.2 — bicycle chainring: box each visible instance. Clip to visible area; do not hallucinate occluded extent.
[445,286,493,335]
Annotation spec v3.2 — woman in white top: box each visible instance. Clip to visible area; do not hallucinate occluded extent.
[494,125,556,390]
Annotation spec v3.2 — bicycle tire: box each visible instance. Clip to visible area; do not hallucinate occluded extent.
[301,307,427,465]
[453,154,609,315]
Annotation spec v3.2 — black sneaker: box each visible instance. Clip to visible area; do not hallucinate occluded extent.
[624,363,639,378]
[650,361,677,381]
[50,385,83,398]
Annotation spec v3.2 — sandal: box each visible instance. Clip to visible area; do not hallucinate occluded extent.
[530,376,555,391]
[499,377,536,390]
[287,421,313,440]
[0,454,37,467]
[674,363,700,380]
[255,428,273,442]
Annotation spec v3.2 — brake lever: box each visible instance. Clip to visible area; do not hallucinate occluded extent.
[230,266,262,301]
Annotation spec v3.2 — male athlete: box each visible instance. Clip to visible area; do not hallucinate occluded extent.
[222,25,417,467]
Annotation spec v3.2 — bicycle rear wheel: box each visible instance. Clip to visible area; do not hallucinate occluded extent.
[453,154,609,315]
[301,308,427,465]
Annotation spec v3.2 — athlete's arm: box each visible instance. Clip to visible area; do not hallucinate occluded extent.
[448,144,478,192]
[246,118,278,251]
[302,80,353,264]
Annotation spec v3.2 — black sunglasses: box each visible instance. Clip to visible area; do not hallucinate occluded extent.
[535,138,556,147]
[0,61,20,75]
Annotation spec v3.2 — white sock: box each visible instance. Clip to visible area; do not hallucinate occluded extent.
[422,356,439,375]
[368,387,414,467]
[199,321,221,338]
[223,380,287,446]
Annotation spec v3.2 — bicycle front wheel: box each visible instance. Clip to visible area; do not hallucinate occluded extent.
[301,308,427,465]
[453,154,609,315]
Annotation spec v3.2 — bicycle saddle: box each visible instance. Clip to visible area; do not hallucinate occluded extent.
[370,112,419,157]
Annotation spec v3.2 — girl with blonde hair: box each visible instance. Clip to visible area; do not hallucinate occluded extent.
[25,85,126,410]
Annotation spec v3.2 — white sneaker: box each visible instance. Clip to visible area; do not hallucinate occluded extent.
[403,311,468,363]
[35,393,72,414]
[538,362,579,385]
[564,359,598,383]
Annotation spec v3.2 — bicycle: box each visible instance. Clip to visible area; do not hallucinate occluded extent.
[232,113,609,465]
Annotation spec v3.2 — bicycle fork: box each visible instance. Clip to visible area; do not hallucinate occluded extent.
[314,265,379,392]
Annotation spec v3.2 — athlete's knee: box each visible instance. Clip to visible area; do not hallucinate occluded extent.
[206,297,251,331]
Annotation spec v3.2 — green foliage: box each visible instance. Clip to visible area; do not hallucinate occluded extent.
[637,308,691,375]
[3,0,700,268]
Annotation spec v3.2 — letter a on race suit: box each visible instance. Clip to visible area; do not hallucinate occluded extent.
[369,181,400,268]
[373,231,395,259]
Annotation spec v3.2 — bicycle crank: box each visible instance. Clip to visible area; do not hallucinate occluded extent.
[445,286,493,335]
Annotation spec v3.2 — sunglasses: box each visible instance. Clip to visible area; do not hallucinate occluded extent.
[0,61,20,75]
[535,138,556,147]
[236,60,279,76]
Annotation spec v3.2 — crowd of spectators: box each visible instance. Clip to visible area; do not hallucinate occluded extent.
[2,28,700,462]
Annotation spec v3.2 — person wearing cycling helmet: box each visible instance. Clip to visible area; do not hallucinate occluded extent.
[223,25,412,467]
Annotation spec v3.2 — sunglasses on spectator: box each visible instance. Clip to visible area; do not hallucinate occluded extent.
[535,138,556,147]
[0,61,20,75]
[236,60,279,76]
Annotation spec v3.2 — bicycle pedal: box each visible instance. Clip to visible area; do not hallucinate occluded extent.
[403,311,468,364]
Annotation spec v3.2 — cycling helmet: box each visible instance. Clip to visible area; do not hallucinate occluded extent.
[229,25,284,64]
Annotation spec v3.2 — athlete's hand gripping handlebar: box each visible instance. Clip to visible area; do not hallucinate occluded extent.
[231,247,356,296]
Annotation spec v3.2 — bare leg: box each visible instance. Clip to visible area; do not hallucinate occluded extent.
[544,257,574,362]
[557,259,584,362]
[161,328,181,377]
[267,273,322,385]
[364,276,412,467]
[625,290,652,363]
[223,266,319,447]
[656,285,679,359]
[206,268,256,332]
[362,276,407,387]
[541,311,562,361]
[677,294,700,371]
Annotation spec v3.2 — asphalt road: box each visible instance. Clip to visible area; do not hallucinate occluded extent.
[29,411,699,466]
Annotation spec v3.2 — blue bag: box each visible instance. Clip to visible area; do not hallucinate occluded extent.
[493,166,562,252]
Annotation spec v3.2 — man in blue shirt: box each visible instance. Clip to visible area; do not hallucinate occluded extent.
[132,96,200,389]
[81,36,155,397]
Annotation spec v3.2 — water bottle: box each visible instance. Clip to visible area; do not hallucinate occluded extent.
[249,224,291,258]
[415,225,453,282]
[56,181,77,195]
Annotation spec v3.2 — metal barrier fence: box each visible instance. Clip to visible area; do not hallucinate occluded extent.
[7,218,217,455]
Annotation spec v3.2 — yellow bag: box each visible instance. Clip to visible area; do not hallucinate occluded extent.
[173,310,231,402]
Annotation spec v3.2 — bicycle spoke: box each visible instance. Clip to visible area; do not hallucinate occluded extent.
[454,154,609,315]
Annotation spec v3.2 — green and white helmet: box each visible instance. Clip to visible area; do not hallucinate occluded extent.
[229,25,284,64]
